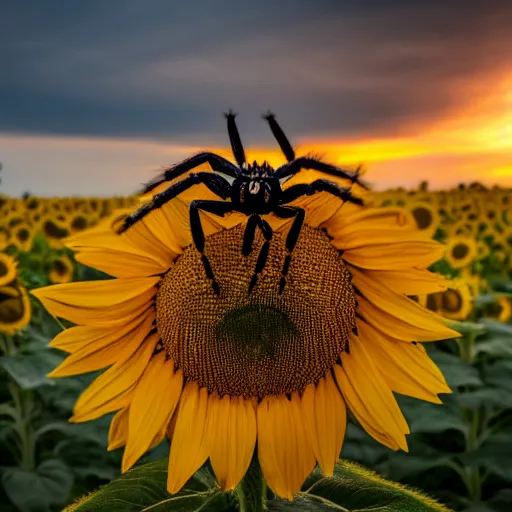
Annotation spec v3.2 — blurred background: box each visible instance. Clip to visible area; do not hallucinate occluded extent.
[1,1,512,511]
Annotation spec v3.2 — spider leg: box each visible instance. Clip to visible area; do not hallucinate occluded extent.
[190,200,239,296]
[243,214,272,256]
[272,205,305,294]
[244,215,273,294]
[119,172,231,233]
[275,157,369,190]
[225,110,247,167]
[143,152,239,194]
[263,111,295,162]
[280,179,365,207]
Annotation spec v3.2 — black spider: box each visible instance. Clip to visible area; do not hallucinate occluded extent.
[119,111,367,295]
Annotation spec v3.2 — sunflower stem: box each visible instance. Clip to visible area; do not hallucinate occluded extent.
[235,456,267,512]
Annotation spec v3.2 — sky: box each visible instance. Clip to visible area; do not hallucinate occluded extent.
[1,0,511,197]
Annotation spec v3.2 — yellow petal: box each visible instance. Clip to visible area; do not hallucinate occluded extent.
[208,394,257,491]
[67,231,171,276]
[301,372,347,476]
[71,332,158,422]
[340,238,445,270]
[122,353,183,472]
[351,266,460,340]
[357,294,456,342]
[32,277,159,326]
[167,381,210,494]
[108,407,129,451]
[362,269,450,295]
[48,306,154,354]
[358,321,451,402]
[49,308,154,377]
[120,213,179,267]
[257,394,315,500]
[334,335,409,452]
[325,206,416,234]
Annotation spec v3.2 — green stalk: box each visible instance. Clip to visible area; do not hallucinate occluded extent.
[1,333,37,471]
[235,456,267,512]
[458,331,482,503]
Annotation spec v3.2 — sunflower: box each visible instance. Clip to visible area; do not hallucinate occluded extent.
[444,236,477,269]
[48,255,75,284]
[40,216,71,249]
[405,200,440,239]
[0,282,32,335]
[11,224,34,253]
[437,281,473,321]
[0,253,18,287]
[32,188,458,500]
[497,297,511,323]
[0,227,11,251]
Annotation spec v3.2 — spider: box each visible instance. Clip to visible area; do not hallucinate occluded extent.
[119,111,367,295]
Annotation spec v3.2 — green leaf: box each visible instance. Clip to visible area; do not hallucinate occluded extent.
[0,350,64,389]
[400,399,468,436]
[483,360,512,393]
[2,459,74,512]
[461,432,512,481]
[62,459,235,512]
[475,335,512,358]
[428,351,482,388]
[300,460,453,511]
[479,319,512,336]
[456,387,512,409]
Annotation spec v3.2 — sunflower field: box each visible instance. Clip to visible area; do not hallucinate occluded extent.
[1,181,512,512]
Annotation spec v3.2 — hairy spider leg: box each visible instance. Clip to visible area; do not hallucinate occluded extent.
[242,215,273,294]
[189,200,240,295]
[280,179,365,207]
[263,112,295,162]
[119,172,231,233]
[275,157,370,190]
[272,206,305,294]
[225,111,247,167]
[143,152,239,194]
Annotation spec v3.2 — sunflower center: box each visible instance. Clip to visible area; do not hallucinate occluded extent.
[0,287,24,323]
[411,206,433,229]
[452,243,469,260]
[156,223,357,398]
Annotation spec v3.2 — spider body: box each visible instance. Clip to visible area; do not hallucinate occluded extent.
[231,162,281,214]
[119,111,367,295]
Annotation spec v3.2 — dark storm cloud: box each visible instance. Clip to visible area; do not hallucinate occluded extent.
[2,0,512,144]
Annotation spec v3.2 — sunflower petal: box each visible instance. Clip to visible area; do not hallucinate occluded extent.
[71,332,158,422]
[31,277,159,326]
[340,238,445,270]
[167,381,210,494]
[363,269,450,295]
[108,407,129,451]
[334,335,409,452]
[301,372,347,476]
[351,266,460,340]
[208,394,257,491]
[49,308,154,377]
[257,394,315,500]
[122,353,183,472]
[358,321,451,402]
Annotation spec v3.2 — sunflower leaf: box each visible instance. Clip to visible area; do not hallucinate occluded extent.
[63,458,235,511]
[428,351,482,388]
[301,460,453,511]
[1,459,74,512]
[0,350,64,389]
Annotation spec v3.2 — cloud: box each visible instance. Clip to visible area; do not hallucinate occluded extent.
[2,0,512,143]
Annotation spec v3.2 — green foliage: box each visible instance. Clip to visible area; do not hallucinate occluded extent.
[0,298,122,511]
[65,458,454,511]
